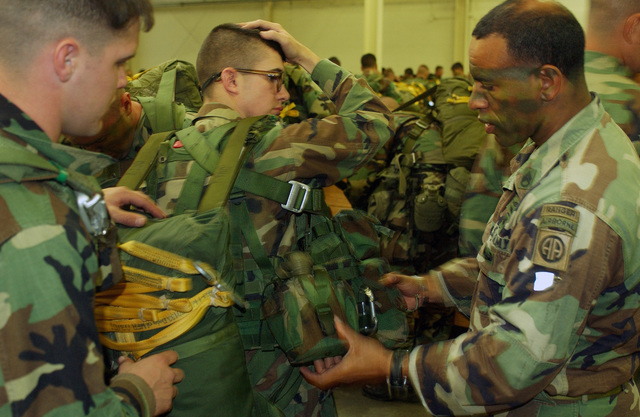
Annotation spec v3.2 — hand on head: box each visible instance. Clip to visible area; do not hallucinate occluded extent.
[238,20,321,73]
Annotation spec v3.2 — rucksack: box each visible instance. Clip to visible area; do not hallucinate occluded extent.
[95,117,268,417]
[127,59,203,132]
[431,76,485,169]
[346,76,488,273]
[364,111,458,273]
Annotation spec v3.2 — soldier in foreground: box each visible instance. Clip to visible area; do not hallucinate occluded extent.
[0,1,183,415]
[302,1,640,415]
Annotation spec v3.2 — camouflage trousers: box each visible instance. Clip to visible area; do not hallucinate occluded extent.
[494,379,640,417]
[246,349,337,417]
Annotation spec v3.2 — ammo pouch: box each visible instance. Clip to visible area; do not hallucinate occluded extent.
[261,251,359,365]
[413,170,447,232]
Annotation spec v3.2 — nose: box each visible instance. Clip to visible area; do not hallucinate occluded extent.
[468,83,488,111]
[277,85,290,102]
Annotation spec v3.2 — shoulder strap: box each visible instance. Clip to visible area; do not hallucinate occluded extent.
[116,129,179,190]
[197,115,267,213]
[137,68,183,132]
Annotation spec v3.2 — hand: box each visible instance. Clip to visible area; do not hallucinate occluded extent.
[238,20,320,73]
[380,272,426,311]
[312,355,342,375]
[300,317,392,391]
[103,186,166,227]
[118,350,184,416]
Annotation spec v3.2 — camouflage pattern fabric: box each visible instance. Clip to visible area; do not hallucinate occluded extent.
[409,96,640,415]
[458,135,521,257]
[0,95,154,416]
[584,50,640,154]
[282,64,335,124]
[155,59,394,417]
[357,71,403,104]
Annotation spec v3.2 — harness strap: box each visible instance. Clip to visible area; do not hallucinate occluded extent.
[117,129,179,190]
[234,169,327,214]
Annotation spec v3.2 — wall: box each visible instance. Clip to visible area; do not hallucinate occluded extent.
[132,0,589,78]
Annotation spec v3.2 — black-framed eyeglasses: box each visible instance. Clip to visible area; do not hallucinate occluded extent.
[200,68,285,94]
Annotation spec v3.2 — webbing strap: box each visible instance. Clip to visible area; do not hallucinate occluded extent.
[100,299,209,359]
[117,129,179,190]
[230,200,276,278]
[198,115,266,213]
[234,169,327,214]
[137,68,180,133]
[96,286,232,331]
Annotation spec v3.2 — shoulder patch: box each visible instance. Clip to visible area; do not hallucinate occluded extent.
[532,229,573,272]
[539,204,580,236]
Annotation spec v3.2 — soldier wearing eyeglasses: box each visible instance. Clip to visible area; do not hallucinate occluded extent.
[150,21,395,417]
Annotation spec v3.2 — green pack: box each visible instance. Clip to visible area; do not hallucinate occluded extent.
[127,59,203,132]
[432,76,486,169]
[95,117,269,417]
[363,111,460,273]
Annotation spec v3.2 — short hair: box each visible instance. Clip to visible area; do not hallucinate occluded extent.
[451,62,464,72]
[328,56,341,66]
[588,0,640,37]
[196,23,285,90]
[0,0,153,68]
[472,0,585,81]
[361,53,377,69]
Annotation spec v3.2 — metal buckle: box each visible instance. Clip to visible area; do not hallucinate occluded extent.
[281,180,310,214]
[75,192,110,236]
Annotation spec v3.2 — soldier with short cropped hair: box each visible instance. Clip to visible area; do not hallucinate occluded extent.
[302,1,640,415]
[0,1,184,415]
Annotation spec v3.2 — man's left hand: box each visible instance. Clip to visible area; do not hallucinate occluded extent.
[103,186,166,227]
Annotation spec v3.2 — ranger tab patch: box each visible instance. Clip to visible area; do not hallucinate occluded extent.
[533,204,579,272]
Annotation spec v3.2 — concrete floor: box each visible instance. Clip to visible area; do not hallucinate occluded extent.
[334,384,428,417]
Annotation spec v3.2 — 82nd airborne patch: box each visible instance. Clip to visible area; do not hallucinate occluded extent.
[532,204,579,272]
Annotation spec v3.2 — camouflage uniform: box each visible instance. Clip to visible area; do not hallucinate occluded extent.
[157,60,393,416]
[357,71,403,104]
[282,64,335,123]
[458,136,521,257]
[584,50,640,153]
[0,95,155,416]
[410,96,640,416]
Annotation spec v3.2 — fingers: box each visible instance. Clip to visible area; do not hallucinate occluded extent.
[103,186,166,227]
[300,365,335,391]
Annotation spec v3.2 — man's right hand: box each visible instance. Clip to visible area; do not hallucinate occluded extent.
[117,350,184,416]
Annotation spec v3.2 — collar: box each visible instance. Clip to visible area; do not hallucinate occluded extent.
[193,102,243,131]
[0,94,114,176]
[584,50,632,78]
[505,93,604,197]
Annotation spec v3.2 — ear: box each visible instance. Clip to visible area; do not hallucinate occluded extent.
[120,92,133,115]
[537,65,562,102]
[219,67,239,94]
[623,13,640,45]
[53,38,80,83]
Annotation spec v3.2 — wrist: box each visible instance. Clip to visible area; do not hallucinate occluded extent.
[387,349,410,400]
[406,275,427,312]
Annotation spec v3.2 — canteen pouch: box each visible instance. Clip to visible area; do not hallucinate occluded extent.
[261,251,359,365]
[413,170,447,232]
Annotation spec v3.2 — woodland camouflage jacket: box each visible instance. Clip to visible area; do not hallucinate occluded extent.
[411,96,640,416]
[0,95,154,417]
